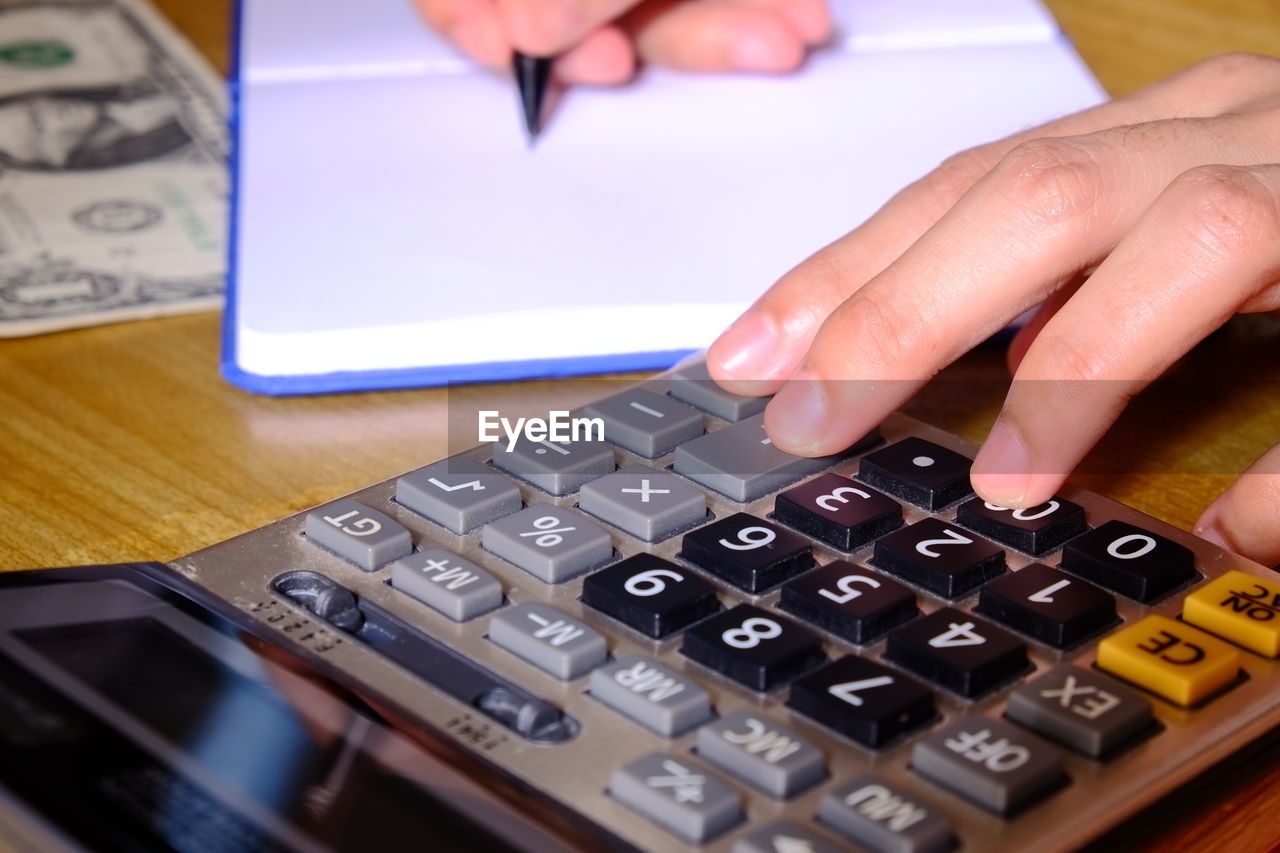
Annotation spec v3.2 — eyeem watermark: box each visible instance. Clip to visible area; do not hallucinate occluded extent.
[478,410,605,451]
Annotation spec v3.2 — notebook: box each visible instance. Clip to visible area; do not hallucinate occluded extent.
[225,0,1106,395]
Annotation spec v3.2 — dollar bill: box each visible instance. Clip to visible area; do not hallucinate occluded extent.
[0,0,227,337]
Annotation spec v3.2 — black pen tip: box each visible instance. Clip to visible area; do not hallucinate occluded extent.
[513,52,551,142]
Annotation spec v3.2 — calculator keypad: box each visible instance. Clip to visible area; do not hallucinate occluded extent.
[581,554,719,638]
[819,776,953,853]
[858,437,973,509]
[975,562,1117,647]
[779,562,917,644]
[583,388,705,458]
[954,495,1087,555]
[489,602,607,680]
[1060,519,1196,602]
[490,434,615,495]
[774,473,903,551]
[680,513,815,593]
[389,547,503,621]
[885,608,1029,697]
[788,655,935,748]
[610,753,743,842]
[696,710,826,798]
[872,517,1006,599]
[395,458,522,533]
[681,604,825,691]
[1005,664,1155,758]
[304,498,413,571]
[590,655,711,736]
[578,463,706,541]
[482,505,613,583]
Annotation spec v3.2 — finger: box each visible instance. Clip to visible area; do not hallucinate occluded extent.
[554,25,637,84]
[731,0,833,45]
[1005,277,1085,374]
[497,0,644,57]
[624,0,809,73]
[413,0,509,67]
[706,54,1280,396]
[1195,442,1280,568]
[970,163,1280,508]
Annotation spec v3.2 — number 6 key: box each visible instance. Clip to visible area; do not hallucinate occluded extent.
[680,513,815,593]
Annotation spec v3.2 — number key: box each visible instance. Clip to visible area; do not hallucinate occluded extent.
[680,513,814,593]
[871,518,1005,599]
[779,562,917,644]
[1060,520,1196,602]
[884,608,1029,698]
[955,496,1087,556]
[774,473,903,551]
[681,604,825,691]
[581,554,720,638]
[304,498,412,571]
[975,563,1116,647]
[788,655,934,748]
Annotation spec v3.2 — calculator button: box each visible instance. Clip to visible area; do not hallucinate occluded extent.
[1182,570,1280,656]
[911,716,1066,815]
[1059,519,1196,602]
[680,513,814,593]
[871,518,1005,599]
[954,496,1087,556]
[490,435,614,496]
[1096,614,1240,706]
[488,602,607,680]
[788,656,935,748]
[303,498,412,571]
[667,361,769,423]
[482,506,613,583]
[858,437,972,510]
[774,473,903,551]
[389,547,502,621]
[681,604,825,691]
[578,464,706,541]
[779,562,917,644]
[696,710,826,798]
[1006,664,1155,758]
[582,389,704,458]
[673,413,875,503]
[733,822,845,853]
[610,753,743,843]
[819,776,953,853]
[884,608,1029,698]
[974,563,1116,647]
[580,554,720,638]
[395,458,522,534]
[590,655,711,736]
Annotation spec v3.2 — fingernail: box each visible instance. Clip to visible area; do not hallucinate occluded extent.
[974,420,1031,506]
[709,312,781,382]
[1194,522,1232,552]
[766,369,831,453]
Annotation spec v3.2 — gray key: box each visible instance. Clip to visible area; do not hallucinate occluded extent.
[911,715,1066,815]
[696,710,825,798]
[491,434,614,496]
[489,602,607,679]
[579,464,706,541]
[590,655,711,736]
[304,498,412,571]
[582,389,703,458]
[820,776,952,853]
[389,547,502,621]
[396,458,521,533]
[668,361,769,423]
[610,752,742,843]
[674,414,861,502]
[733,822,846,853]
[482,505,613,583]
[1006,664,1154,758]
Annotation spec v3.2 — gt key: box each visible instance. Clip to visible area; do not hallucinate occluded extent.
[680,513,814,593]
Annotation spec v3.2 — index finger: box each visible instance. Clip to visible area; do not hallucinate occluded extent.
[497,0,645,56]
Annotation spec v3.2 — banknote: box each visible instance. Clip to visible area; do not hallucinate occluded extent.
[0,0,227,337]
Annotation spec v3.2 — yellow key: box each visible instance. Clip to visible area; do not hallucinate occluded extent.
[1096,614,1240,706]
[1183,570,1280,657]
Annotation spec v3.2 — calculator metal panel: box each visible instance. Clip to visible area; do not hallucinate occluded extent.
[170,380,1280,853]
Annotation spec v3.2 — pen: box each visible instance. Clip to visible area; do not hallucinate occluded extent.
[513,51,552,142]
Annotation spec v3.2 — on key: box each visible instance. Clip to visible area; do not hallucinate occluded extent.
[779,562,917,644]
[681,604,825,691]
[871,518,1005,599]
[975,563,1117,647]
[885,607,1029,698]
[774,473,903,551]
[1060,519,1197,602]
[788,655,934,748]
[955,496,1087,556]
[858,437,973,510]
[680,513,814,593]
[581,554,720,638]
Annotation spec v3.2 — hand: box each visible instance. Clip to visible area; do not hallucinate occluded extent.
[413,0,831,85]
[706,53,1280,567]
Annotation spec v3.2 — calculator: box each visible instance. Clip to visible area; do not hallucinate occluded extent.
[3,361,1279,853]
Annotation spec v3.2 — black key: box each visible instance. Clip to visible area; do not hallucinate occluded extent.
[779,562,917,644]
[774,474,903,551]
[871,518,1005,599]
[884,607,1029,698]
[681,604,825,691]
[581,554,720,638]
[858,437,973,510]
[975,563,1117,647]
[1060,519,1196,602]
[788,655,935,748]
[955,496,1087,555]
[680,513,814,594]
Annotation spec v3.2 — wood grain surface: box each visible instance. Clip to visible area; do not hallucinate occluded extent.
[1,0,1279,849]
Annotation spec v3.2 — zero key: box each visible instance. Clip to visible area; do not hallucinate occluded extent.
[1060,520,1196,602]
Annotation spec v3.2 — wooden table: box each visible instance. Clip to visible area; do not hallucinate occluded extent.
[2,0,1279,849]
